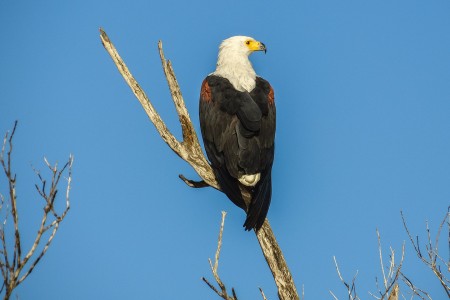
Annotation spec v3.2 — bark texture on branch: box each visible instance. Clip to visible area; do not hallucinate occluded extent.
[100,28,299,300]
[100,29,217,190]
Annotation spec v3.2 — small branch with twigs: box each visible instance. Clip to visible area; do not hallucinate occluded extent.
[369,229,404,300]
[203,212,269,300]
[0,122,73,300]
[99,28,299,300]
[330,230,404,300]
[202,211,239,300]
[401,208,450,297]
[330,256,360,300]
[399,273,432,300]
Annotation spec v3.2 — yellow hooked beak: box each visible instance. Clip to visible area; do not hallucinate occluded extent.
[246,40,267,53]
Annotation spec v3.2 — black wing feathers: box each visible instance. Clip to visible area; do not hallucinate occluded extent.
[236,93,262,135]
[200,75,275,231]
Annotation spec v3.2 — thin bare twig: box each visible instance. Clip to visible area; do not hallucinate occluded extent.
[259,287,268,300]
[399,272,432,300]
[178,174,209,188]
[378,229,388,290]
[99,28,299,300]
[202,211,238,300]
[331,256,360,300]
[330,290,339,300]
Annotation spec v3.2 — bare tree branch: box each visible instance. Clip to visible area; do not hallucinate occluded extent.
[99,28,217,189]
[331,256,360,300]
[371,229,404,300]
[399,272,432,300]
[378,229,388,290]
[202,211,238,300]
[401,209,450,297]
[17,156,72,285]
[0,123,73,299]
[332,231,404,300]
[0,122,21,277]
[178,174,209,188]
[99,28,299,300]
[259,287,268,300]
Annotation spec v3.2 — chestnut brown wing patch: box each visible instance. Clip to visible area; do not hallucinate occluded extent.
[268,84,274,105]
[200,79,212,102]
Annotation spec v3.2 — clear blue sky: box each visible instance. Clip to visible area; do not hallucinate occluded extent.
[1,1,449,299]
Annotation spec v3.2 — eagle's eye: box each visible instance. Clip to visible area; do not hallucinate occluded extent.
[245,41,250,45]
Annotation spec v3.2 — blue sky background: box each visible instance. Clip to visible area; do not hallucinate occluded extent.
[1,1,449,299]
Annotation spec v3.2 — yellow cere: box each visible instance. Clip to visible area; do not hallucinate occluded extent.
[245,40,264,52]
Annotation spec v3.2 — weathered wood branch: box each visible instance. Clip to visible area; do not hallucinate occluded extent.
[99,29,217,190]
[100,28,299,300]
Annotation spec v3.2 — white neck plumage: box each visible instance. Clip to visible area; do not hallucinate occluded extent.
[212,49,256,93]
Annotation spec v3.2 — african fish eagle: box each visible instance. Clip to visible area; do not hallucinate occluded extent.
[199,36,276,231]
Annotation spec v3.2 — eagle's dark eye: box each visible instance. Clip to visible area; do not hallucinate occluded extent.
[245,41,250,45]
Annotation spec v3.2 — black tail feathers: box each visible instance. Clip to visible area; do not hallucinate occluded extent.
[214,166,272,232]
[243,172,272,231]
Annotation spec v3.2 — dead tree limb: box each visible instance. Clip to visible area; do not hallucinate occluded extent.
[401,209,450,297]
[99,28,299,300]
[202,211,238,300]
[372,229,404,300]
[0,122,73,299]
[399,273,432,300]
[331,231,404,300]
[203,212,272,300]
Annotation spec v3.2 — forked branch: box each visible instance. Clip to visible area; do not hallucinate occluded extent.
[371,229,404,300]
[99,29,217,189]
[202,212,239,300]
[203,212,270,300]
[0,122,72,299]
[330,231,404,300]
[99,28,299,300]
[401,209,450,297]
[330,257,360,300]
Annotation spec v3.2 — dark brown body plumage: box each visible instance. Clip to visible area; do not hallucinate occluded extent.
[199,75,276,231]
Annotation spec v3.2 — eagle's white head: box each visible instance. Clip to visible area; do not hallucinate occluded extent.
[212,36,266,92]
